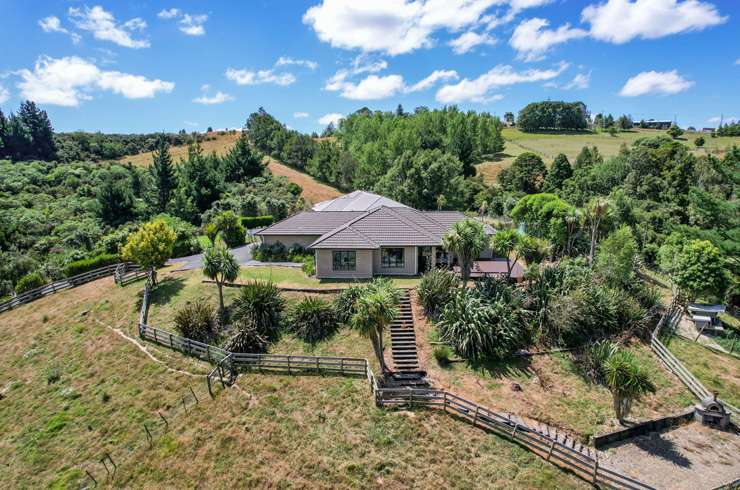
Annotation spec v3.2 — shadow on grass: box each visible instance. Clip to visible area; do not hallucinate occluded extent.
[469,355,533,380]
[485,152,516,163]
[149,277,186,306]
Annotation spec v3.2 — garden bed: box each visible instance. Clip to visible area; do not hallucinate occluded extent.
[411,290,695,441]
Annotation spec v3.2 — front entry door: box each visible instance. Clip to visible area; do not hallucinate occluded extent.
[418,247,432,274]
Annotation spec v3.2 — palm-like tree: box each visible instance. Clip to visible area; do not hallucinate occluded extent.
[603,350,656,424]
[585,198,609,266]
[202,244,240,320]
[443,218,487,286]
[351,285,398,373]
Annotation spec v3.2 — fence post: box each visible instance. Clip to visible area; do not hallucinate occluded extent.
[443,392,447,413]
[592,456,599,484]
[546,439,556,461]
[207,345,212,364]
[341,358,345,375]
[287,356,291,375]
[170,333,174,349]
[474,406,479,426]
[189,386,199,404]
[85,469,97,488]
[316,357,320,375]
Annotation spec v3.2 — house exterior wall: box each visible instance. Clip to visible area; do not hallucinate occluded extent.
[261,235,319,248]
[372,246,418,275]
[315,249,373,279]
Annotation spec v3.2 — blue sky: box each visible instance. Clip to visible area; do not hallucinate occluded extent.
[1,0,738,133]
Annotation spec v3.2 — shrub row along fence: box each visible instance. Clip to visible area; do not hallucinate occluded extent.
[137,272,653,490]
[0,263,139,314]
[650,299,739,417]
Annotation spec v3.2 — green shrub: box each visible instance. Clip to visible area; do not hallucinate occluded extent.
[46,367,61,384]
[333,285,366,324]
[153,213,202,257]
[417,269,458,318]
[15,272,47,294]
[210,211,246,248]
[433,345,453,366]
[253,242,288,261]
[580,340,619,382]
[173,299,220,343]
[301,256,315,276]
[437,287,529,362]
[241,215,274,228]
[226,281,284,352]
[63,253,120,277]
[288,297,338,343]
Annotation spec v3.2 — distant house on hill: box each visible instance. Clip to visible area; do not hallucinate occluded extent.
[702,127,715,133]
[256,191,523,280]
[636,119,673,130]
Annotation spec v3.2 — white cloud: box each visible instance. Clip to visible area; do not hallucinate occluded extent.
[449,31,497,54]
[707,116,738,124]
[406,69,459,92]
[294,112,310,118]
[38,16,81,44]
[563,71,590,90]
[583,0,727,44]
[318,113,343,126]
[0,85,9,104]
[69,6,150,48]
[157,8,181,19]
[179,14,208,36]
[340,74,406,100]
[510,17,587,61]
[436,62,567,103]
[193,91,234,105]
[226,68,296,86]
[276,57,318,70]
[16,56,173,106]
[735,58,740,65]
[303,0,503,56]
[618,70,693,96]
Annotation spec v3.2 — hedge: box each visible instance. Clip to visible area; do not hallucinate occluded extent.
[64,253,120,277]
[15,272,47,294]
[241,215,274,229]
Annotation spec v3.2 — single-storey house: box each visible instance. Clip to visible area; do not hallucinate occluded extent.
[256,191,504,280]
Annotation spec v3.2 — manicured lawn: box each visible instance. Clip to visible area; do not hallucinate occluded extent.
[238,266,421,289]
[663,336,740,407]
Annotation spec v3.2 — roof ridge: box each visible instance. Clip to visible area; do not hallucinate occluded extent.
[309,206,383,248]
[383,206,438,241]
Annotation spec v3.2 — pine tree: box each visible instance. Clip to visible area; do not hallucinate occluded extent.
[222,132,265,182]
[0,110,7,159]
[16,101,56,161]
[543,153,573,192]
[97,176,136,226]
[151,135,176,212]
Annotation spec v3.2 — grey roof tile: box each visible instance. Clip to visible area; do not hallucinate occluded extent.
[256,211,363,235]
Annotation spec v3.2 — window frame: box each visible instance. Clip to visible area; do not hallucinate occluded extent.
[332,250,356,271]
[381,247,405,268]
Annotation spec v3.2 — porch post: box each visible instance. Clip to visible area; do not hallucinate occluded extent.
[431,246,436,269]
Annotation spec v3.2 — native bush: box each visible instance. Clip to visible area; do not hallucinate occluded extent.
[15,272,47,294]
[437,287,529,362]
[173,299,220,343]
[417,269,459,318]
[433,345,453,366]
[226,281,284,352]
[63,253,119,277]
[287,296,338,343]
[333,284,366,324]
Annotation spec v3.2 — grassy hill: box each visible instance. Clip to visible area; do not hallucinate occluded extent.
[476,128,740,184]
[118,131,341,205]
[0,273,587,488]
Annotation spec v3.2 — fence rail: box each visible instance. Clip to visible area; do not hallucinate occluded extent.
[0,263,132,314]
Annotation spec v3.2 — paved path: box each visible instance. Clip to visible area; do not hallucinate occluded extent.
[167,244,302,271]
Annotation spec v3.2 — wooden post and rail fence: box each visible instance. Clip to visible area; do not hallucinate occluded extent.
[137,271,655,490]
[0,262,143,314]
[649,298,739,417]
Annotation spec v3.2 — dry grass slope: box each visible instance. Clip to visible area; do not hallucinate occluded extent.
[0,274,586,488]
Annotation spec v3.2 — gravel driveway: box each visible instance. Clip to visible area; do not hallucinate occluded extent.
[167,243,302,271]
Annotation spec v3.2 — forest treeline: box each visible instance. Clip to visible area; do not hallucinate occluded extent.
[246,106,504,210]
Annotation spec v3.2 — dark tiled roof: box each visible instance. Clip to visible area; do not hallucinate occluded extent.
[310,206,490,249]
[256,211,363,235]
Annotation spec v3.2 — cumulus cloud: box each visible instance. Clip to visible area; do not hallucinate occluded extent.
[38,16,81,44]
[406,70,459,92]
[69,5,149,48]
[294,112,310,118]
[276,57,318,70]
[193,91,234,105]
[226,68,296,86]
[339,74,406,100]
[436,62,567,103]
[157,8,181,19]
[583,0,726,44]
[510,17,587,61]
[303,0,503,56]
[618,69,693,96]
[16,56,173,106]
[449,31,497,54]
[0,85,9,104]
[318,113,343,126]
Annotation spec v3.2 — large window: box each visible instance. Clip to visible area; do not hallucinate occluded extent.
[381,248,405,268]
[332,251,356,271]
